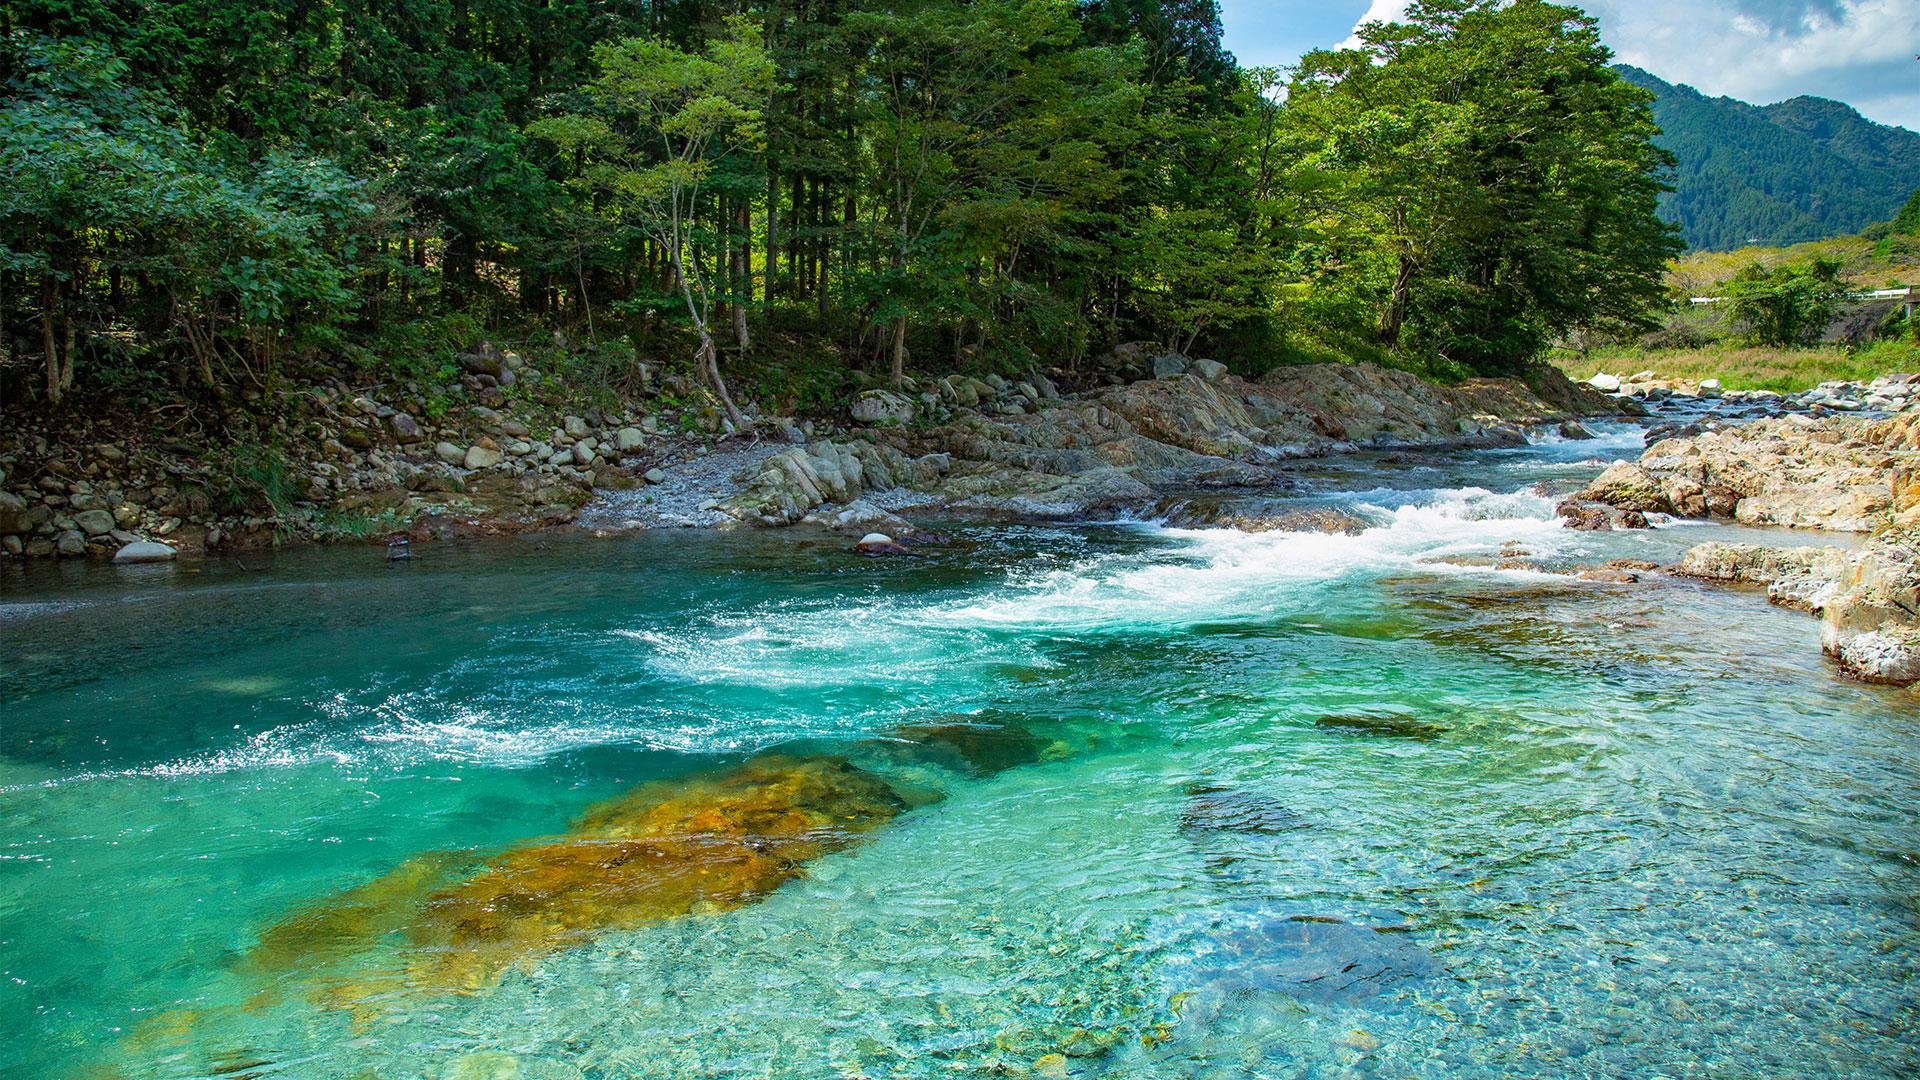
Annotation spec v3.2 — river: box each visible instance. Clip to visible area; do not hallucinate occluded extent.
[1,425,1914,1078]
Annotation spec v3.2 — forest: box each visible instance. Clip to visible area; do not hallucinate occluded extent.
[1616,65,1920,252]
[1,0,1679,420]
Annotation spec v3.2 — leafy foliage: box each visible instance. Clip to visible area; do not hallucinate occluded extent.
[1724,259,1848,347]
[0,0,1685,412]
[1278,0,1679,374]
[1895,188,1920,238]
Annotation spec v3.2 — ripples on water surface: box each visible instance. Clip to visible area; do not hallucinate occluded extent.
[1,427,1916,1078]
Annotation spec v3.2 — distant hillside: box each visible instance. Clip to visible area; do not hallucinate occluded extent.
[1616,66,1920,251]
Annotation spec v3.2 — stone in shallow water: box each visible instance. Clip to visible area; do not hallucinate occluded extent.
[1314,711,1448,740]
[1185,911,1438,1006]
[1180,785,1309,836]
[884,720,1047,777]
[245,754,911,1004]
[113,540,177,563]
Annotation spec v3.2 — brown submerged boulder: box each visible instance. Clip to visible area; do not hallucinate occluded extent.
[246,754,913,1005]
[241,718,1060,1016]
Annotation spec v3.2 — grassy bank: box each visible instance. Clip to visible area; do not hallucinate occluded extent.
[1548,338,1920,393]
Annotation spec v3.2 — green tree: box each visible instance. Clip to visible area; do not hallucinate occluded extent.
[531,16,774,426]
[1894,187,1920,237]
[1724,258,1846,347]
[1278,0,1679,373]
[1,32,363,404]
[847,0,1142,383]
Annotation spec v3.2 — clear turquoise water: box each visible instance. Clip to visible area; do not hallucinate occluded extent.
[2,429,1916,1078]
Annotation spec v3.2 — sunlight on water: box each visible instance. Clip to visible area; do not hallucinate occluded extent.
[1,426,1915,1078]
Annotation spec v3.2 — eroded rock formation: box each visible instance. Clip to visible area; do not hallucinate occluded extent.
[728,363,1610,525]
[1557,411,1918,683]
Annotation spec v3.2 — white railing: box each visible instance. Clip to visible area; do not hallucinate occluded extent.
[1688,287,1913,306]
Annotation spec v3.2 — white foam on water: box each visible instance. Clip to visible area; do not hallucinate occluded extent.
[0,688,769,793]
[0,720,354,792]
[6,454,1614,790]
[934,485,1571,630]
[618,597,1039,690]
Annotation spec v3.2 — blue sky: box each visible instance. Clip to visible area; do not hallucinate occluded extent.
[1219,0,1920,130]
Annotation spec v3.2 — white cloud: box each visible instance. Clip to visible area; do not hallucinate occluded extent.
[1340,0,1412,48]
[1591,0,1919,126]
[1338,0,1920,128]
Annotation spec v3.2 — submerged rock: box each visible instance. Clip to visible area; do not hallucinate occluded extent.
[1314,711,1448,740]
[884,719,1048,777]
[1176,909,1438,1008]
[246,754,912,1004]
[1180,785,1309,835]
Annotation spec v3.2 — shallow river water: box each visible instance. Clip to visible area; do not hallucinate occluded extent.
[2,427,1916,1078]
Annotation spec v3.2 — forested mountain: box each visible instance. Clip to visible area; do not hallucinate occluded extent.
[1616,65,1920,251]
[0,0,1678,419]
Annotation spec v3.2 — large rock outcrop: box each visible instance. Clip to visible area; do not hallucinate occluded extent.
[726,362,1611,525]
[1567,412,1920,685]
[1562,413,1920,533]
[1677,540,1920,685]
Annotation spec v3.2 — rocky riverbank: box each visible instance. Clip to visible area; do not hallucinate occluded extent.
[1,351,1612,561]
[1586,369,1920,417]
[612,360,1612,531]
[1558,399,1920,685]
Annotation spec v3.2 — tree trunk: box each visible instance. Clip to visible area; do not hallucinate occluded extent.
[890,314,907,387]
[787,174,802,298]
[814,179,830,317]
[671,245,746,431]
[42,274,62,404]
[1379,253,1414,345]
[764,173,778,299]
[732,200,750,350]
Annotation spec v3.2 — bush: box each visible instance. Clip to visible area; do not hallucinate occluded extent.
[1725,258,1846,347]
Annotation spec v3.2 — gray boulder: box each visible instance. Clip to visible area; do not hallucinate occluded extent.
[114,541,178,564]
[389,413,424,443]
[0,490,32,534]
[850,389,916,426]
[855,532,910,556]
[1152,353,1192,380]
[73,508,117,536]
[1190,358,1228,381]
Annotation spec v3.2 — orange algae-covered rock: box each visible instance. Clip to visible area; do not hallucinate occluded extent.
[248,754,910,1002]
